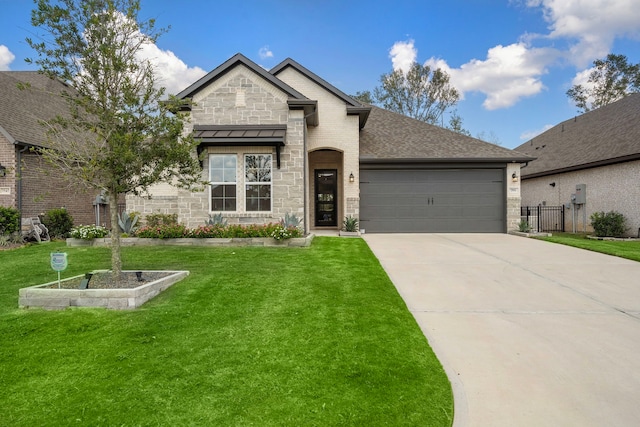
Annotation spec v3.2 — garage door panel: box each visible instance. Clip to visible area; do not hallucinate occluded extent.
[360,169,505,233]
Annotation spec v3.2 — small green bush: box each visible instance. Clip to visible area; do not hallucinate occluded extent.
[518,220,530,232]
[343,215,359,232]
[145,213,178,228]
[280,213,302,229]
[0,206,20,235]
[205,213,227,227]
[590,211,628,237]
[42,208,74,238]
[118,211,140,234]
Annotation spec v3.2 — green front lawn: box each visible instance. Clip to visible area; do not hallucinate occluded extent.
[536,233,640,262]
[0,238,453,426]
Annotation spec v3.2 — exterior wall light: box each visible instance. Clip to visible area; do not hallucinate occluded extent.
[349,172,355,183]
[511,172,518,182]
[0,164,6,177]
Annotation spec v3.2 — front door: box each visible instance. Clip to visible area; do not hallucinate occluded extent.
[315,169,338,227]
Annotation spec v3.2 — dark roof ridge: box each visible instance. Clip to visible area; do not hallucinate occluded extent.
[175,53,308,100]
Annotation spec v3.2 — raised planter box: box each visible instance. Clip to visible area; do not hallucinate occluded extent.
[339,231,360,237]
[66,234,314,248]
[19,270,189,310]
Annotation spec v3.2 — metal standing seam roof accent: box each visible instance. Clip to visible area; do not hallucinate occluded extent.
[193,125,286,143]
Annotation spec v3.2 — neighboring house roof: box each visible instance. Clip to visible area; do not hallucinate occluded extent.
[515,93,640,178]
[0,71,71,148]
[360,106,533,163]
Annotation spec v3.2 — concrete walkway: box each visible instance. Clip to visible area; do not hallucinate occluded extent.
[363,233,640,427]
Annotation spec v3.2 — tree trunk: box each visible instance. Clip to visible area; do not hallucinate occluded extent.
[109,191,122,282]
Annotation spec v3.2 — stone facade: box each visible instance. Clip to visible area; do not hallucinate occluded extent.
[521,160,640,236]
[506,163,522,232]
[127,65,306,229]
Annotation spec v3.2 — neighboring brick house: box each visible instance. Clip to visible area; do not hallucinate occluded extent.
[128,53,532,233]
[515,94,640,237]
[0,71,97,226]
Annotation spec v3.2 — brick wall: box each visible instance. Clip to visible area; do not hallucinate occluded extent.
[20,152,99,226]
[521,160,640,236]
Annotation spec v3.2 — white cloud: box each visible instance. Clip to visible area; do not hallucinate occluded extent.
[259,46,274,60]
[425,43,558,110]
[527,0,640,67]
[389,39,416,73]
[0,45,15,71]
[520,124,554,141]
[138,42,206,95]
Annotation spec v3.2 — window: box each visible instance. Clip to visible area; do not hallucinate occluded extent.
[245,154,272,211]
[209,154,236,211]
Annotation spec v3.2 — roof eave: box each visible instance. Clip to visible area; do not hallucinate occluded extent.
[359,156,535,164]
[522,153,640,179]
[287,99,318,126]
[347,106,371,129]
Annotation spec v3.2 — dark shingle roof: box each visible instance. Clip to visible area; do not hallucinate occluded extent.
[514,93,640,178]
[0,71,71,148]
[360,106,533,163]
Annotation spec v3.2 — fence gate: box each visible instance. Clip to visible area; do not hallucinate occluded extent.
[521,206,565,232]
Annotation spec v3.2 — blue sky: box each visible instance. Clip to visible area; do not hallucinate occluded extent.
[1,0,639,149]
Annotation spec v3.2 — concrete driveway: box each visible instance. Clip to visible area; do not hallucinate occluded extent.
[363,233,640,427]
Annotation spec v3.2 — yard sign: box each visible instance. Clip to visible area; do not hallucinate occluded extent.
[50,252,68,288]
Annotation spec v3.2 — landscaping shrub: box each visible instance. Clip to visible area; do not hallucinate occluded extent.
[0,206,20,235]
[70,224,109,239]
[134,223,303,239]
[590,210,628,237]
[144,213,178,228]
[134,223,189,238]
[42,208,74,238]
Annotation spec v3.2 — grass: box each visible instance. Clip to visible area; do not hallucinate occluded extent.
[536,232,640,262]
[0,238,453,426]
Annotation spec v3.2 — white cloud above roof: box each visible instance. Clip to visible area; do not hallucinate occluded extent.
[138,42,206,95]
[389,39,416,73]
[259,46,274,60]
[425,43,558,110]
[0,45,15,71]
[529,0,640,67]
[389,0,640,111]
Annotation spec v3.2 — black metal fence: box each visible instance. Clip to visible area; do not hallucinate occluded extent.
[521,205,565,232]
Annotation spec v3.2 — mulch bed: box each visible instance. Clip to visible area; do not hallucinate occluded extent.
[44,271,172,289]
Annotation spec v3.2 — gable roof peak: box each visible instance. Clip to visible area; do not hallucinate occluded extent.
[175,52,308,100]
[270,57,371,128]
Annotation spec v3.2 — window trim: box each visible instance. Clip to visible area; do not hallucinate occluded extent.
[244,153,273,212]
[209,154,237,212]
